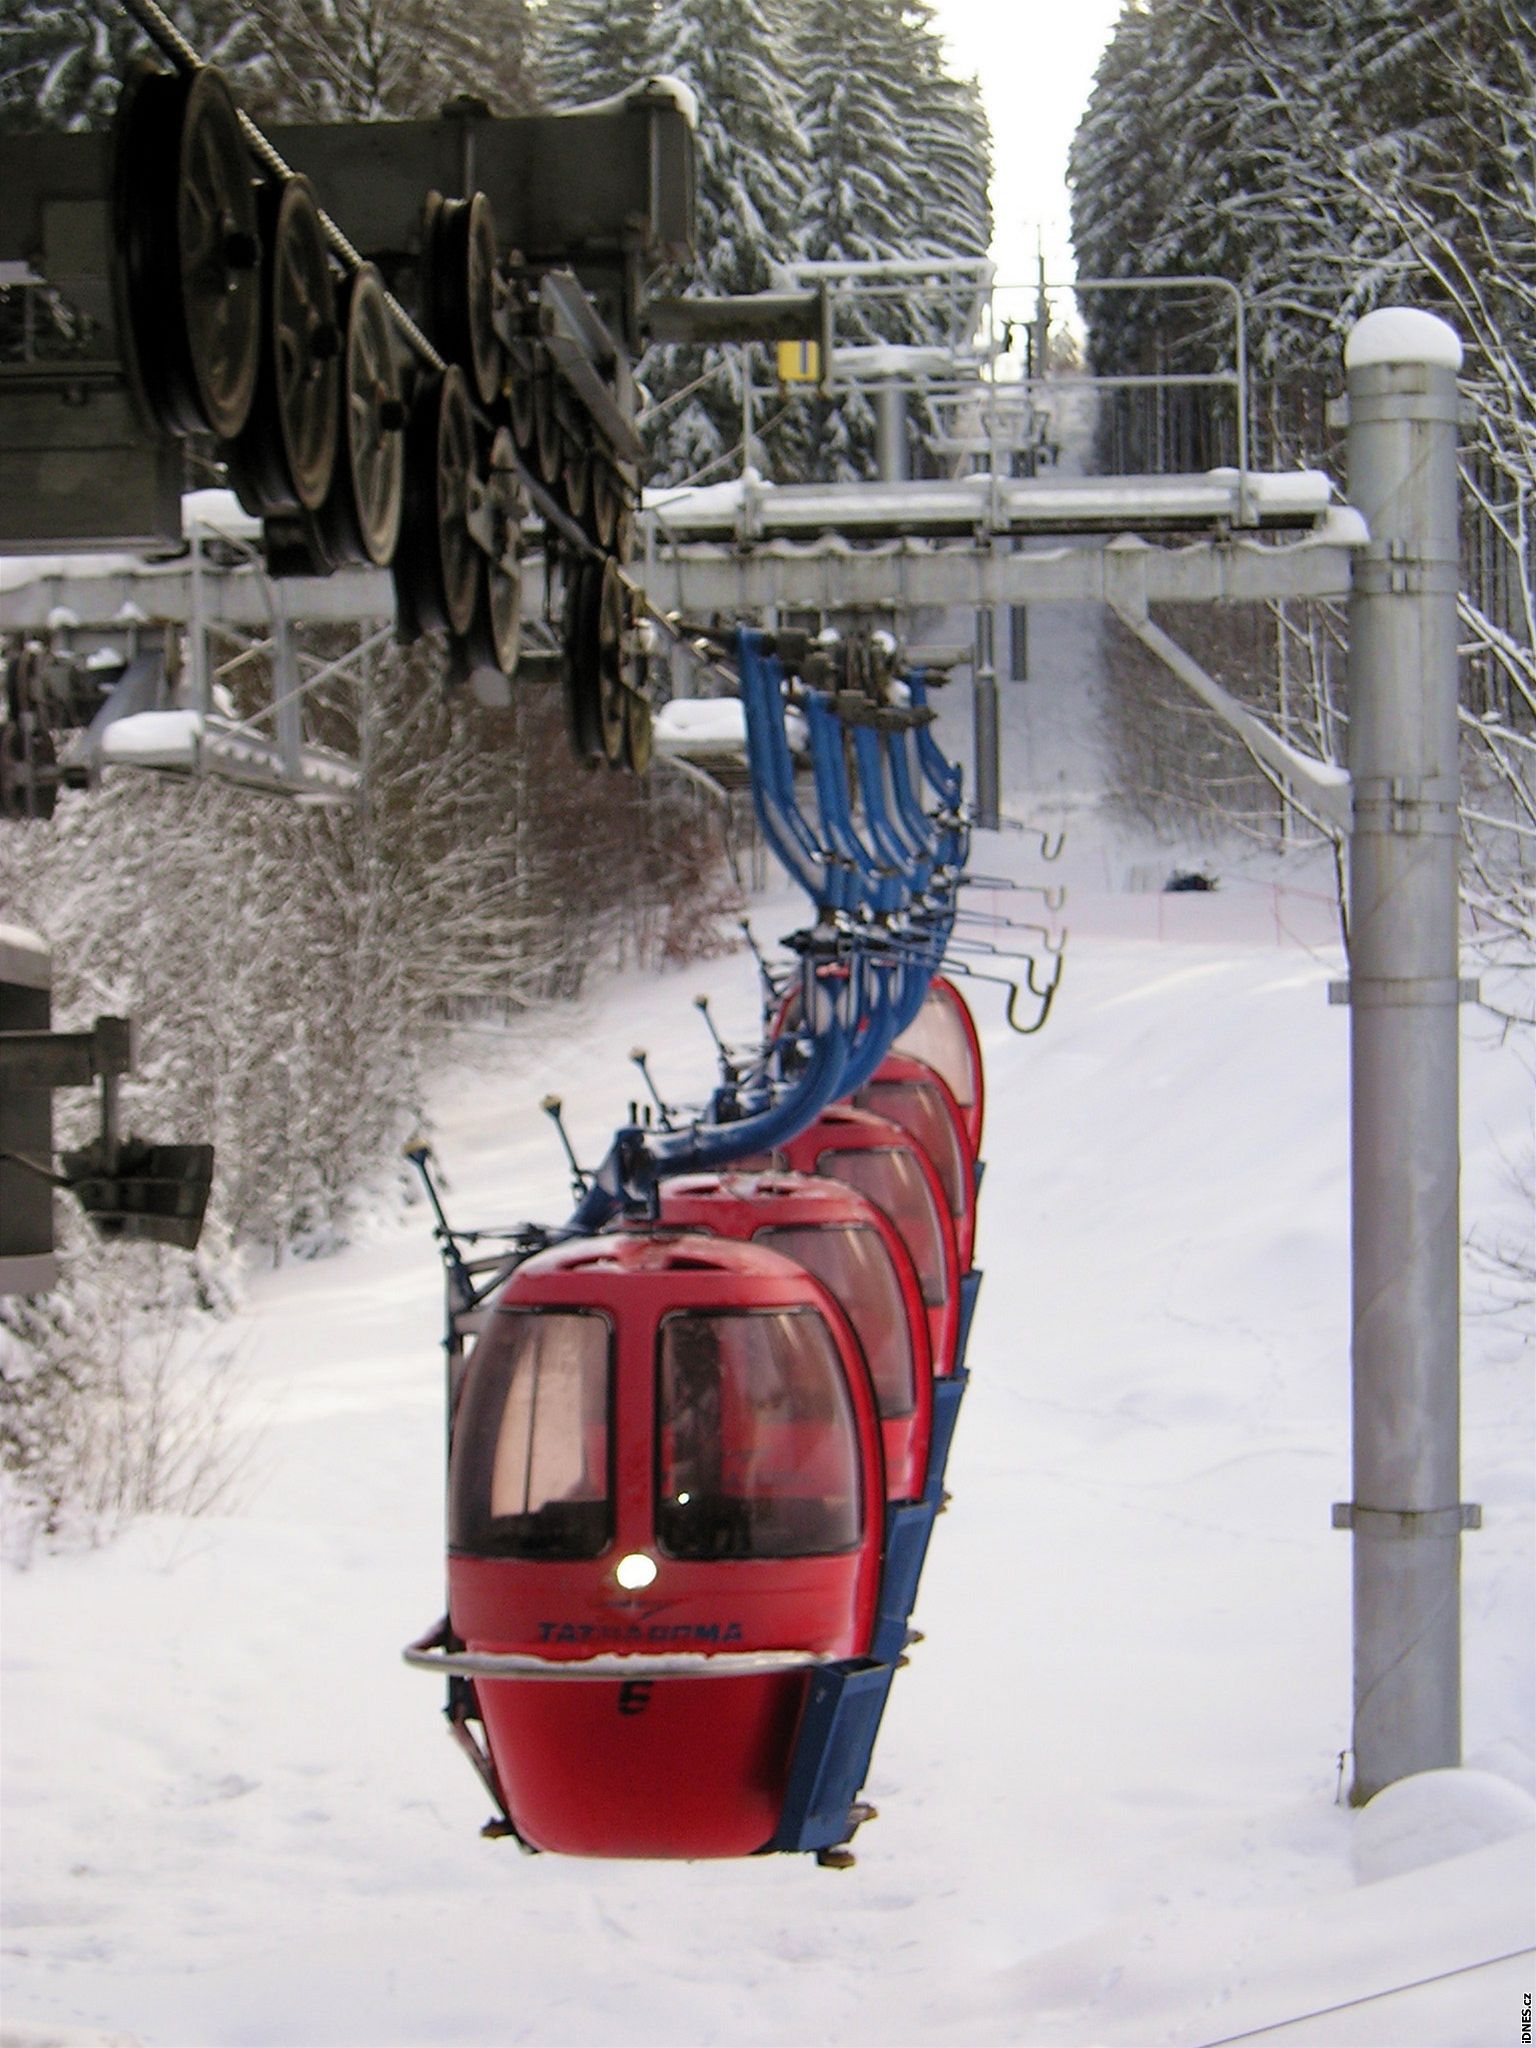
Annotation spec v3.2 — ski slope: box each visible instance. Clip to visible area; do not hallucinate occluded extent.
[2,787,1531,2047]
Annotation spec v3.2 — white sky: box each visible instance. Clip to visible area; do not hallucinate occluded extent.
[929,0,1128,295]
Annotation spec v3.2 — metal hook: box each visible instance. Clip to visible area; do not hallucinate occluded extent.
[954,907,1068,953]
[1025,949,1064,1002]
[1001,954,1061,1035]
[938,954,1060,1035]
[1001,817,1066,862]
[1014,882,1067,913]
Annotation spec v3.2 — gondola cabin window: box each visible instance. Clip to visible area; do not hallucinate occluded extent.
[657,1309,863,1560]
[894,994,976,1106]
[450,1310,612,1559]
[752,1224,917,1420]
[817,1147,948,1308]
[857,1077,967,1215]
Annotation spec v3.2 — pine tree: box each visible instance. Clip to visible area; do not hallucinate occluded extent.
[0,1,266,132]
[532,0,657,106]
[793,0,991,477]
[1068,0,1533,953]
[636,0,812,483]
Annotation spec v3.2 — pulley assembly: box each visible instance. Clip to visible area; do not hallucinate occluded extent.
[107,61,653,765]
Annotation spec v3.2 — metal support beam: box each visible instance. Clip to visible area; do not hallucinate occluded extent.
[1336,308,1476,1804]
[1104,561,1354,835]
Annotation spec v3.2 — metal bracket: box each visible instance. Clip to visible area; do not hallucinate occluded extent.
[1352,540,1461,598]
[1332,1502,1482,1537]
[1328,977,1481,1007]
[1352,771,1460,838]
[0,1015,135,1089]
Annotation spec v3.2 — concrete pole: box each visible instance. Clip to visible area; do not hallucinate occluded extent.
[1339,307,1477,1804]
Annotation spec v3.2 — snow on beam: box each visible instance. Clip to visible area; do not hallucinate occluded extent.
[633,519,1363,615]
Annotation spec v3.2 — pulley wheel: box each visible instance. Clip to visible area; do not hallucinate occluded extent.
[562,443,592,524]
[463,427,525,679]
[424,191,504,410]
[392,364,481,640]
[562,556,605,763]
[611,498,636,566]
[588,461,621,551]
[507,339,537,454]
[593,555,627,766]
[622,684,654,777]
[324,263,406,564]
[224,176,341,516]
[114,65,262,441]
[532,370,564,487]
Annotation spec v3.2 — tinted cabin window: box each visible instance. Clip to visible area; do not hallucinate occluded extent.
[450,1310,611,1559]
[753,1223,916,1419]
[818,1147,948,1308]
[859,1079,966,1218]
[895,996,975,1107]
[657,1309,863,1559]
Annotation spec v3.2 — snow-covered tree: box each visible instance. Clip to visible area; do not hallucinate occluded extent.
[627,0,811,483]
[0,1,264,132]
[0,0,533,134]
[1069,0,1533,972]
[235,0,536,123]
[532,0,656,106]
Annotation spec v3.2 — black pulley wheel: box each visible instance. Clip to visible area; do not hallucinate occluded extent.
[305,264,405,567]
[393,364,481,640]
[562,557,605,763]
[425,191,504,410]
[593,555,627,766]
[224,176,341,516]
[114,65,262,441]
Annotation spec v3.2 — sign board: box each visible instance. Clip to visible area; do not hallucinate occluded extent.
[777,339,821,386]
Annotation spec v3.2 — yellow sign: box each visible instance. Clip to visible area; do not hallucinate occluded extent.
[776,339,821,386]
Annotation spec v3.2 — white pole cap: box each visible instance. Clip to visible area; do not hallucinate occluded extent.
[1345,308,1463,372]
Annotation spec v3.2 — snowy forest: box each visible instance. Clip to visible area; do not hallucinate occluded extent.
[1067,0,1534,965]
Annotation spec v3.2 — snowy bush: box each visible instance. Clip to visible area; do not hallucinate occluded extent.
[0,1217,243,1554]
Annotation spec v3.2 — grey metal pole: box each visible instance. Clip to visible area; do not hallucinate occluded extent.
[874,380,909,483]
[973,595,1000,830]
[1338,307,1478,1804]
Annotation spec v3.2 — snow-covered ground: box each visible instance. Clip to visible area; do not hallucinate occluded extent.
[3,633,1532,2046]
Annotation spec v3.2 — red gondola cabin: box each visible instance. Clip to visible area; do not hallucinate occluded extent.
[775,1104,961,1376]
[444,1232,885,1858]
[891,975,985,1155]
[850,1051,978,1274]
[651,1170,934,1503]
